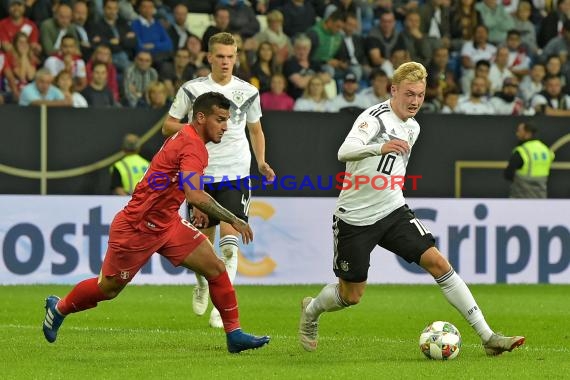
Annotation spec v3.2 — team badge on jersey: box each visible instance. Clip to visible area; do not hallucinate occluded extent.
[120,271,130,280]
[340,260,350,272]
[232,90,244,105]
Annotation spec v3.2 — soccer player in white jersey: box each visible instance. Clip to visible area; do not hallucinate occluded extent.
[163,32,276,328]
[298,62,526,356]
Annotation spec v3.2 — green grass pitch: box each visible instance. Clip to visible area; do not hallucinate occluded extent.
[1,284,569,379]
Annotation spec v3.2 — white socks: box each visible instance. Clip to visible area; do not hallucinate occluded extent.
[306,283,348,320]
[220,235,239,283]
[436,269,493,342]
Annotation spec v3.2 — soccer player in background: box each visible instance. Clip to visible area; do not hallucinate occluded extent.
[162,32,276,329]
[42,92,270,353]
[298,62,525,356]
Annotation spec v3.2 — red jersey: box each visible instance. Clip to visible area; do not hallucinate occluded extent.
[0,18,40,45]
[123,124,208,233]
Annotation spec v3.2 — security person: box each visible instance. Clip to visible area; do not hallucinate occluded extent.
[110,134,149,195]
[504,122,554,198]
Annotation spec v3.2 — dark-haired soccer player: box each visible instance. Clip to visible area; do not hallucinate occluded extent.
[298,62,525,356]
[163,32,275,328]
[42,92,270,353]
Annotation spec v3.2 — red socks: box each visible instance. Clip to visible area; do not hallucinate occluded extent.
[57,277,110,315]
[207,271,240,333]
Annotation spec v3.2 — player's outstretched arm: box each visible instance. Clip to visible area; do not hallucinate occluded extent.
[162,115,185,136]
[182,172,253,244]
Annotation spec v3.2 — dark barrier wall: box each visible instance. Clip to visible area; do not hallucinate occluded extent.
[0,105,568,197]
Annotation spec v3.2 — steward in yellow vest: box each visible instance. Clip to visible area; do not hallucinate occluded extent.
[110,134,149,195]
[504,122,554,198]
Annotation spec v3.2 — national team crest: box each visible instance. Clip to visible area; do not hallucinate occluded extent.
[232,90,244,105]
[120,271,130,280]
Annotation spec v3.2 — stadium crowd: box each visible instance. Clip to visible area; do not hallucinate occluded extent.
[1,0,570,115]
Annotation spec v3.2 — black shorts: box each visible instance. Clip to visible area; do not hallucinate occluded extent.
[332,205,435,283]
[187,179,251,227]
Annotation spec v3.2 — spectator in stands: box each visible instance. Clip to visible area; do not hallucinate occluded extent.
[461,58,491,95]
[110,133,149,195]
[505,29,532,78]
[334,12,368,83]
[460,24,496,91]
[381,47,411,79]
[455,76,495,114]
[324,0,363,35]
[394,0,420,23]
[520,62,545,105]
[232,32,252,81]
[159,47,195,98]
[72,0,93,59]
[0,50,18,103]
[366,11,401,70]
[544,54,567,89]
[123,50,158,107]
[538,0,570,49]
[542,20,570,62]
[254,9,291,66]
[530,74,570,116]
[81,61,117,106]
[18,68,71,106]
[360,68,391,107]
[202,5,230,52]
[396,10,435,66]
[449,0,481,52]
[185,33,207,69]
[40,3,79,57]
[6,31,39,98]
[475,0,515,46]
[489,46,514,94]
[250,41,278,94]
[512,1,538,55]
[137,80,170,109]
[90,0,136,73]
[327,72,369,112]
[131,0,173,67]
[489,76,528,115]
[306,9,344,79]
[54,69,88,107]
[283,33,332,100]
[0,0,42,57]
[167,3,191,50]
[260,72,294,110]
[281,0,317,39]
[425,46,457,110]
[86,44,120,101]
[440,88,460,113]
[293,74,332,112]
[419,0,451,50]
[220,0,260,38]
[43,34,87,92]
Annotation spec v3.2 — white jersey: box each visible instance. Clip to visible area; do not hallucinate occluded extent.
[335,100,420,226]
[169,74,262,181]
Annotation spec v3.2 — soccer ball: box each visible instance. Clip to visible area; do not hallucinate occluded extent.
[419,321,462,360]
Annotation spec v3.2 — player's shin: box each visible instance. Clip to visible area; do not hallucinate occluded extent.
[307,283,348,320]
[57,277,111,315]
[436,268,493,342]
[220,235,239,283]
[207,271,240,332]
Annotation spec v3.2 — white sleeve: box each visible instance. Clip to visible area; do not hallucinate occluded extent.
[246,91,262,123]
[337,117,383,162]
[168,85,192,120]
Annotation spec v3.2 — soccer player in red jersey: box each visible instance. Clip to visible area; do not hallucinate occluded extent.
[42,92,270,353]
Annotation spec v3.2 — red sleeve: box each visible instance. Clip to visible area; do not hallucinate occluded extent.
[108,64,120,101]
[179,137,207,174]
[0,20,8,43]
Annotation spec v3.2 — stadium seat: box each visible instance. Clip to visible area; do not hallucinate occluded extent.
[186,13,213,39]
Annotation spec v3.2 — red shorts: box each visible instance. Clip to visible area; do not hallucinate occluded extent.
[101,211,207,283]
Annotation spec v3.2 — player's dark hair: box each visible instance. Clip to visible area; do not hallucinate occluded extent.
[192,92,230,119]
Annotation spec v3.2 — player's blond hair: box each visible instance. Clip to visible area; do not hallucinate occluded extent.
[208,32,236,52]
[392,62,427,86]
